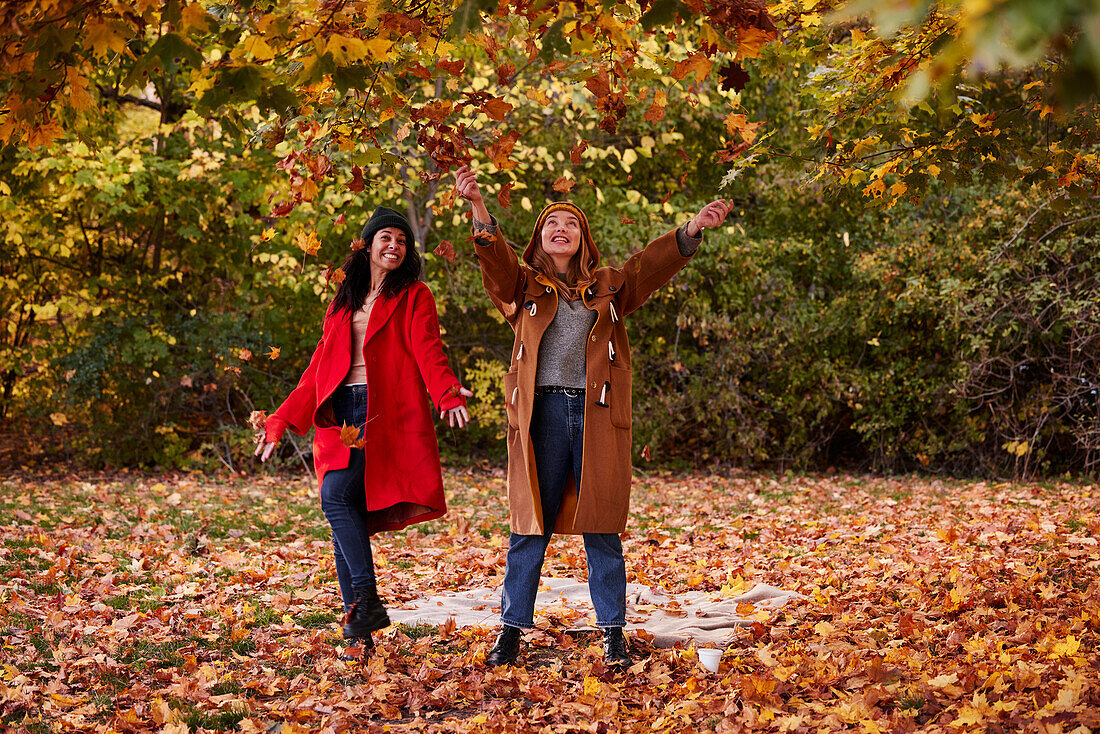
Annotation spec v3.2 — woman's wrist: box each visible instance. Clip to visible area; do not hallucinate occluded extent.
[685,218,702,238]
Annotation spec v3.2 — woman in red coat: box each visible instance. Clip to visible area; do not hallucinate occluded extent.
[255,206,472,650]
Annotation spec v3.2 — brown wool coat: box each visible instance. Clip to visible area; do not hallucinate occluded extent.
[474,215,695,535]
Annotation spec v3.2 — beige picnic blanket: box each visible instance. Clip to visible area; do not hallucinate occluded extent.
[389,578,803,648]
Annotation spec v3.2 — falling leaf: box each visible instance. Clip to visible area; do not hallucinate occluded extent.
[238,348,252,361]
[433,240,457,263]
[266,346,280,360]
[350,237,366,251]
[49,413,68,426]
[339,422,365,448]
[261,227,276,241]
[497,182,514,208]
[347,165,365,193]
[718,62,750,91]
[295,230,321,256]
[552,176,575,193]
[570,140,589,165]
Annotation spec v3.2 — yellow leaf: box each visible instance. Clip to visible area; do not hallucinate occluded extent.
[813,621,835,636]
[927,164,941,177]
[50,413,68,426]
[1050,635,1080,657]
[583,675,601,696]
[187,71,215,95]
[326,34,368,64]
[85,19,128,58]
[261,227,276,241]
[179,2,213,33]
[364,37,393,62]
[244,35,276,61]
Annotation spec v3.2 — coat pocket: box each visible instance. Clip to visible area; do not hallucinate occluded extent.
[503,369,520,429]
[608,364,632,429]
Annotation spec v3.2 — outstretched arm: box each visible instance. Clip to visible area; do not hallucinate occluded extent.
[617,198,736,315]
[453,165,525,316]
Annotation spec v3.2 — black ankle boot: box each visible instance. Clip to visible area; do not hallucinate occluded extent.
[486,625,522,666]
[603,627,631,668]
[343,585,390,640]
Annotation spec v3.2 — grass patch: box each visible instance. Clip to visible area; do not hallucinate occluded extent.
[226,636,257,656]
[296,610,338,629]
[208,679,247,696]
[397,622,438,639]
[174,701,250,731]
[118,639,188,670]
[1,713,49,733]
[246,609,280,628]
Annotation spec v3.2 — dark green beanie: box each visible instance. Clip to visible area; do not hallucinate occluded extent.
[360,206,415,249]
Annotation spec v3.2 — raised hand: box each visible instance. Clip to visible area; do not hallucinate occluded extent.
[455,165,491,223]
[686,199,735,237]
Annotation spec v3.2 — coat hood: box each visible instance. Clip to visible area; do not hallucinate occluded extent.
[522,201,600,272]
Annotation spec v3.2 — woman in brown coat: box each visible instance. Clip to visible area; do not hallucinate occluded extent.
[455,165,732,668]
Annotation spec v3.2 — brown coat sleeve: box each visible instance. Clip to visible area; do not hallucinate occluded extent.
[616,229,695,316]
[472,224,526,325]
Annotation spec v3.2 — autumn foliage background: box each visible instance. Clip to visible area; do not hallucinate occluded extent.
[1,0,1099,477]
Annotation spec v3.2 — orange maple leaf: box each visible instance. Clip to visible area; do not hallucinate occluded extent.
[434,240,457,263]
[497,182,514,208]
[552,176,575,193]
[480,98,513,121]
[339,422,365,449]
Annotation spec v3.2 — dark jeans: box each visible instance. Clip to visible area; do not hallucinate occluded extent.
[319,385,375,611]
[500,391,628,628]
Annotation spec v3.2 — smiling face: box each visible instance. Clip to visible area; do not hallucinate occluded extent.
[539,211,582,270]
[369,227,407,277]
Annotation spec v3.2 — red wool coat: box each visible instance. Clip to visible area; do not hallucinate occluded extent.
[264,281,465,534]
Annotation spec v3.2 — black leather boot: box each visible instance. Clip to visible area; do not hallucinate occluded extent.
[603,627,631,668]
[343,585,390,640]
[486,625,522,666]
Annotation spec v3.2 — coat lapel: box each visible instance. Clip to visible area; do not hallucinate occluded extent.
[363,290,403,348]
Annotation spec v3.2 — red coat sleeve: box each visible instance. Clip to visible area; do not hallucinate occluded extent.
[407,284,467,413]
[265,320,329,443]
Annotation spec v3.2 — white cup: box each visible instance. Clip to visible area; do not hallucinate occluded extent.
[697,648,722,673]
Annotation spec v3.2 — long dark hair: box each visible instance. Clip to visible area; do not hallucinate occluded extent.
[331,235,421,315]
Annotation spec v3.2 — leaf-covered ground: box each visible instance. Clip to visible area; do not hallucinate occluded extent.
[1,470,1098,733]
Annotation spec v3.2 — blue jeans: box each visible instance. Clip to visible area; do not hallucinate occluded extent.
[319,385,375,611]
[500,391,628,628]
